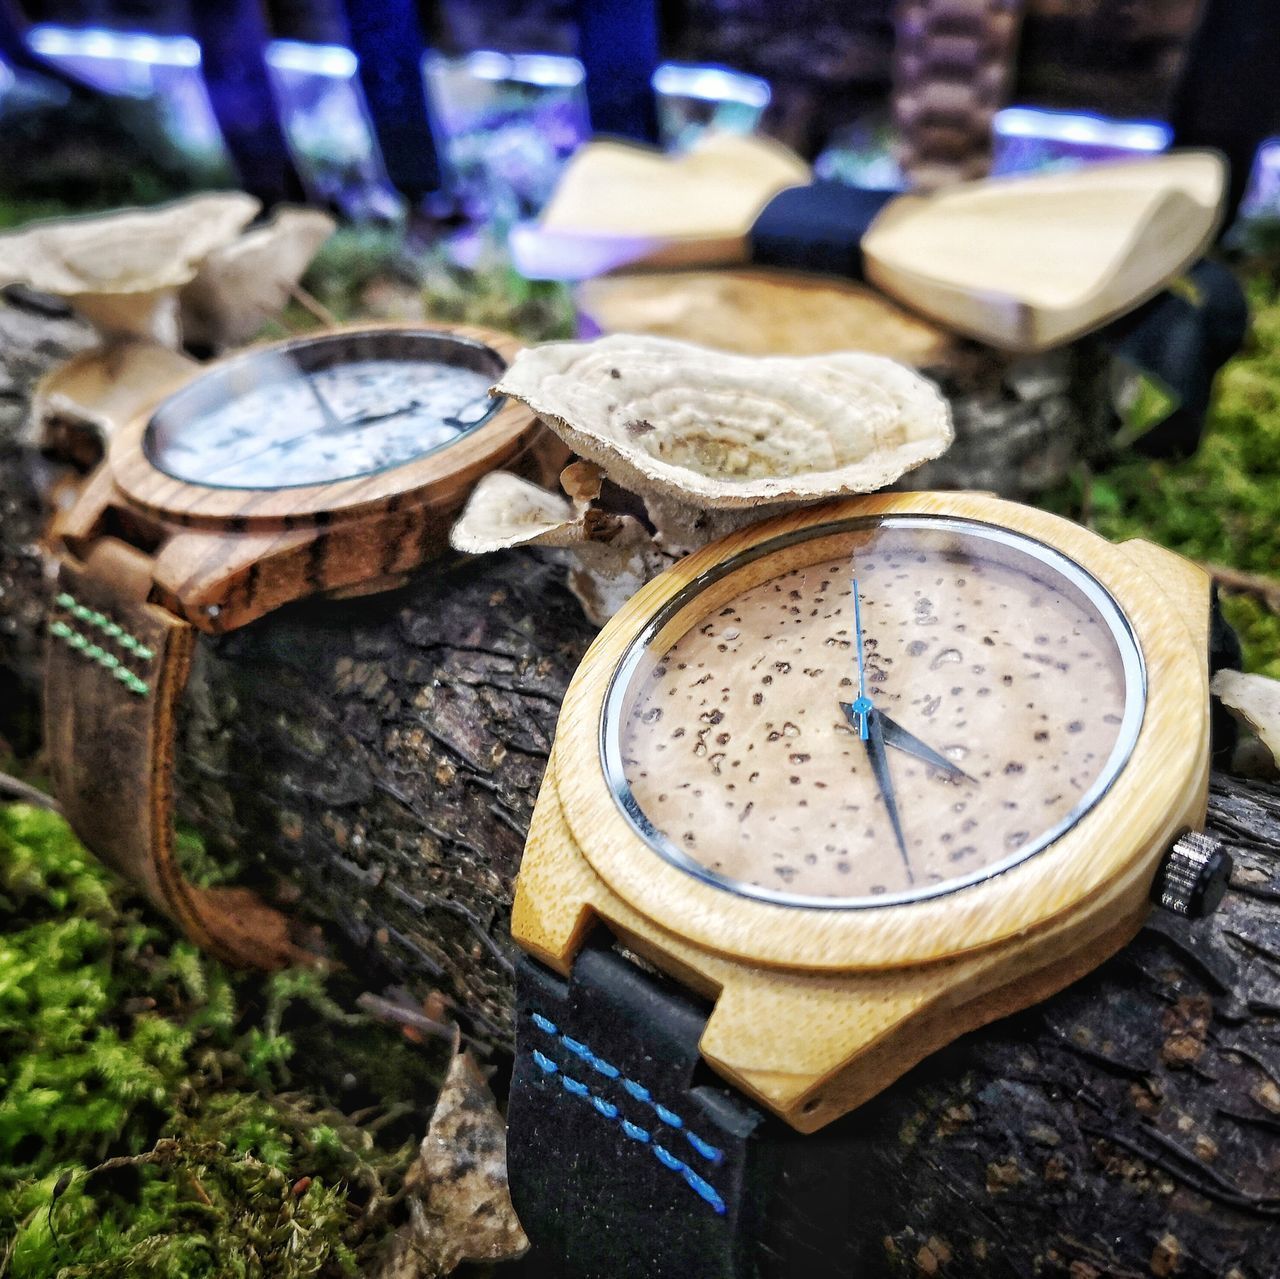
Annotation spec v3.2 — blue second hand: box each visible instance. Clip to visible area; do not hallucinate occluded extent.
[851,575,872,740]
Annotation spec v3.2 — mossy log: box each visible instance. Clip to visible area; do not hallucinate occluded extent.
[2,292,1279,1276]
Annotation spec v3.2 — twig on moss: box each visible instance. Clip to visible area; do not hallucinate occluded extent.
[0,771,60,813]
[289,282,340,328]
[1201,562,1280,615]
[356,991,456,1042]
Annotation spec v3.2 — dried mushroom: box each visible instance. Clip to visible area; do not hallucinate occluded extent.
[493,334,952,554]
[449,469,664,626]
[451,336,952,624]
[180,205,336,350]
[0,193,260,346]
[1212,670,1280,772]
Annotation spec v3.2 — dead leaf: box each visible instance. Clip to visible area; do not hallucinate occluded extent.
[376,1047,528,1279]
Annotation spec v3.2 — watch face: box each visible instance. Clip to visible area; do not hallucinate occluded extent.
[145,330,504,489]
[602,516,1146,908]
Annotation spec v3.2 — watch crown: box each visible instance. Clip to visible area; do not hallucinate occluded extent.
[1153,831,1232,919]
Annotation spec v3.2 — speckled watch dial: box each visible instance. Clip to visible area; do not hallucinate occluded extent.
[604,516,1145,907]
[146,330,502,489]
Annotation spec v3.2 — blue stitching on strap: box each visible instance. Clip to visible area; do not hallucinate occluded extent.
[529,1049,727,1215]
[622,1079,652,1104]
[655,1144,725,1214]
[529,1009,725,1165]
[686,1130,723,1163]
[561,1034,622,1079]
[621,1119,650,1143]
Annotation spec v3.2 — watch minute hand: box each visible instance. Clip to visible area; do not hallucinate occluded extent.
[325,400,424,433]
[862,709,913,884]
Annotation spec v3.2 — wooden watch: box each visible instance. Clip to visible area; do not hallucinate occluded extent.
[43,323,553,967]
[506,490,1233,1277]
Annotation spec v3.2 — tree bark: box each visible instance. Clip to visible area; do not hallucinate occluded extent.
[3,293,1279,1275]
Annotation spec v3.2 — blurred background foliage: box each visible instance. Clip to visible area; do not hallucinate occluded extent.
[1044,270,1280,678]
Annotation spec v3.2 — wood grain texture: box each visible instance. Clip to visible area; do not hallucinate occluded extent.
[3,294,1279,1276]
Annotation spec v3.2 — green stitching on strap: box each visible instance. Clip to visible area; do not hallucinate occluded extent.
[115,668,150,696]
[49,617,151,696]
[54,590,155,664]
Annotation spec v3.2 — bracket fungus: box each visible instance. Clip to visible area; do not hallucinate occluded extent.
[1212,670,1280,774]
[452,335,952,622]
[493,334,952,553]
[0,193,260,347]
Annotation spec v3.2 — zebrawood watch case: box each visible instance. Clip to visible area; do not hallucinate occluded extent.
[50,323,555,634]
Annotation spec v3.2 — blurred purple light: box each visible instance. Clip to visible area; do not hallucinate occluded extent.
[993,106,1172,174]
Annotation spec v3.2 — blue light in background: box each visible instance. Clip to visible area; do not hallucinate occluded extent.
[27,24,199,97]
[653,62,771,150]
[265,40,357,80]
[24,24,221,160]
[461,50,584,89]
[652,62,770,111]
[995,106,1172,153]
[16,24,389,208]
[7,27,778,211]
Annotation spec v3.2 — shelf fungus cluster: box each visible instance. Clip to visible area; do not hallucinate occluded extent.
[0,195,334,351]
[3,195,335,462]
[451,334,952,623]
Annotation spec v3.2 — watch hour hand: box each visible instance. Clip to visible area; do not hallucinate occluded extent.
[876,711,977,785]
[861,708,913,884]
[442,392,494,429]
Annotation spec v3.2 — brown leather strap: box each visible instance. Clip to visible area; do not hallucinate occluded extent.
[892,0,1026,190]
[44,539,312,968]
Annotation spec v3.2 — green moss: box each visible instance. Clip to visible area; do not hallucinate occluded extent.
[296,224,576,343]
[1040,273,1280,675]
[0,804,441,1278]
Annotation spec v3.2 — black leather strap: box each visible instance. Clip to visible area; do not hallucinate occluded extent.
[508,937,892,1279]
[509,940,764,1279]
[748,183,898,283]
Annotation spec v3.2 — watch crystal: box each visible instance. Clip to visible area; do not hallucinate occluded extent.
[146,330,503,489]
[604,516,1145,907]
